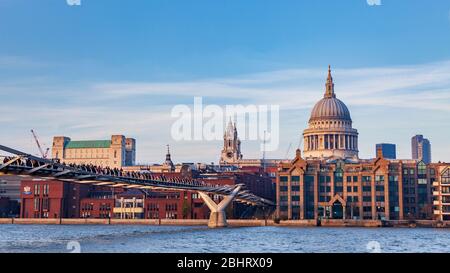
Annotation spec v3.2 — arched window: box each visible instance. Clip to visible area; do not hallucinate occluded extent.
[418,161,427,175]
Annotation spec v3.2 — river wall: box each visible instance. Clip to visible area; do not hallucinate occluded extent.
[0,218,449,228]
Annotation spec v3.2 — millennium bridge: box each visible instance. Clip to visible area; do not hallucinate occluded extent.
[0,145,274,228]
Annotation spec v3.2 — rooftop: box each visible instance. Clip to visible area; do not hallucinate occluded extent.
[65,140,111,149]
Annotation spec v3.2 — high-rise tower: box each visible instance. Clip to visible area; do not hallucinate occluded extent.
[411,135,431,164]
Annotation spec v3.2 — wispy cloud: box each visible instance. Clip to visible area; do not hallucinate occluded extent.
[90,60,450,112]
[0,55,49,69]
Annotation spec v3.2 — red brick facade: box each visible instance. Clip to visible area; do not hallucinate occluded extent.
[19,169,274,219]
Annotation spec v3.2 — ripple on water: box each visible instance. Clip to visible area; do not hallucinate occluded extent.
[1,225,450,253]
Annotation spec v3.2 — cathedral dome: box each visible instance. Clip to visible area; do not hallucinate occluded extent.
[309,65,351,122]
[309,97,351,122]
[302,66,359,159]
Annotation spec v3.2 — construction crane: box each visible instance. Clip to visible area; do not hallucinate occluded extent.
[262,130,266,172]
[30,129,49,158]
[284,142,292,159]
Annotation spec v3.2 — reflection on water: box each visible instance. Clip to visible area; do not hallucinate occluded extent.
[0,224,449,253]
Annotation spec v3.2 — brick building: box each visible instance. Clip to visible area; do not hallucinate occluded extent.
[20,179,90,218]
[18,166,273,220]
[79,190,209,220]
[432,164,450,221]
[276,149,446,221]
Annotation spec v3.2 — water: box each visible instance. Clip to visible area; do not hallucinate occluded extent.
[0,225,449,253]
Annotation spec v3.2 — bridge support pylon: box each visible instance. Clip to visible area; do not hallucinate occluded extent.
[198,185,242,228]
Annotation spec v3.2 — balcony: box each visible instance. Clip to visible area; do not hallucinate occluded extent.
[433,191,440,196]
[434,210,441,215]
[433,200,441,205]
[433,182,439,187]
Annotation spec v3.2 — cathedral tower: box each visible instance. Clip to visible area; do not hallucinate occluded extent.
[220,119,242,164]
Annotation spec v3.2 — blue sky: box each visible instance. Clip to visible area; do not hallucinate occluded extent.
[0,0,450,163]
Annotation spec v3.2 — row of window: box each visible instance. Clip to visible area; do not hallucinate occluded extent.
[33,198,49,211]
[33,184,49,196]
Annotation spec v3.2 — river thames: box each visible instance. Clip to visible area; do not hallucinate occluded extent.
[0,225,449,253]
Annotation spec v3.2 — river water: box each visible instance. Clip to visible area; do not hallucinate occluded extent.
[0,225,449,253]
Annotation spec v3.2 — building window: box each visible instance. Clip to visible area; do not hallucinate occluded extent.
[42,198,49,211]
[418,179,427,185]
[43,184,49,196]
[441,168,450,184]
[362,176,371,182]
[33,198,40,211]
[280,176,288,182]
[418,162,427,175]
[34,184,40,196]
[389,175,399,182]
[291,176,300,182]
[375,175,385,183]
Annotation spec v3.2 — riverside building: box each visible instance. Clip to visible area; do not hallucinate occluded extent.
[275,66,446,221]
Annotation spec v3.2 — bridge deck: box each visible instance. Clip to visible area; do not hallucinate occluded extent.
[0,144,274,207]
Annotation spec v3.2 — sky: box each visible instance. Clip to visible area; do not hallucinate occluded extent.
[0,0,449,164]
